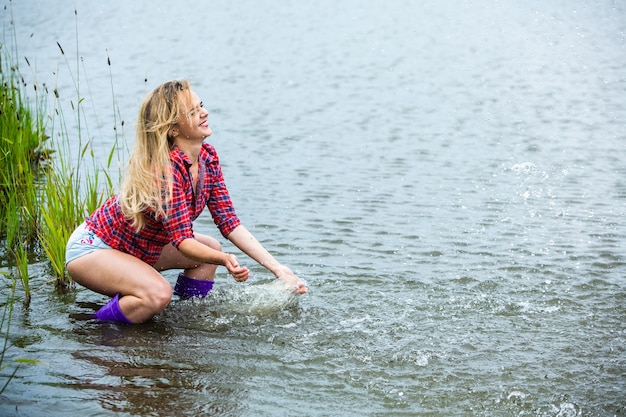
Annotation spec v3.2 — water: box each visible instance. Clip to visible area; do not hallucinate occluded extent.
[1,0,625,415]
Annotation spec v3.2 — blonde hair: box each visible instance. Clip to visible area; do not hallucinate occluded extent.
[119,80,192,231]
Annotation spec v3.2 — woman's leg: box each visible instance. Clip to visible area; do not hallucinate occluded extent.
[66,249,172,323]
[152,233,222,280]
[153,234,223,298]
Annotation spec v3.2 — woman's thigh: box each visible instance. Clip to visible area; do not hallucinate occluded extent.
[66,248,171,298]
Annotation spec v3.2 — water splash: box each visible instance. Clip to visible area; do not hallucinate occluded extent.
[511,161,537,174]
[550,401,582,417]
[207,279,300,316]
[161,279,300,330]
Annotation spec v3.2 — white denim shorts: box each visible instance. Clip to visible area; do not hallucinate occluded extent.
[65,222,112,266]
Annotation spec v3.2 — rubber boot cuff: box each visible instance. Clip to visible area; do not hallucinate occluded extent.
[174,273,214,298]
[95,293,133,324]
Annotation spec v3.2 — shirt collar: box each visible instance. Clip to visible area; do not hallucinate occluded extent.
[170,146,193,168]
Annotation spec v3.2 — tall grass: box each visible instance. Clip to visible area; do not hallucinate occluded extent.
[36,9,122,289]
[0,5,45,393]
[1,5,123,291]
[0,4,122,396]
[0,49,48,300]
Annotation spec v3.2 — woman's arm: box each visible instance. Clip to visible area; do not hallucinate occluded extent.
[227,225,307,294]
[177,238,250,281]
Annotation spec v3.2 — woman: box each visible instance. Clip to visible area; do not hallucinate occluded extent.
[65,80,307,324]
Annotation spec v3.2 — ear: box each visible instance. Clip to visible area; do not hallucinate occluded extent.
[170,127,179,138]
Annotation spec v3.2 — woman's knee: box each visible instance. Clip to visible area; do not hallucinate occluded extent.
[145,278,173,312]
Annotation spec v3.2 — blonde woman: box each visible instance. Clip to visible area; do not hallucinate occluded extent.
[65,80,307,324]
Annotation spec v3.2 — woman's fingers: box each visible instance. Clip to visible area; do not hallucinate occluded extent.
[224,255,250,282]
[232,266,250,282]
[277,274,308,294]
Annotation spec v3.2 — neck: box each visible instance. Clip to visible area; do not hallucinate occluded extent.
[173,139,202,162]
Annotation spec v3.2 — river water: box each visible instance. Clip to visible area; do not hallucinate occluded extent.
[1,0,625,416]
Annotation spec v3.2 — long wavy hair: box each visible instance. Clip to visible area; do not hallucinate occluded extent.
[119,80,191,231]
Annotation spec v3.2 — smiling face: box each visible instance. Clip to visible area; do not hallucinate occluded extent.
[172,90,211,141]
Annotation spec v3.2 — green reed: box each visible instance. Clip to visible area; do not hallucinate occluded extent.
[0,54,48,299]
[1,5,122,291]
[0,4,42,392]
[36,8,122,289]
[0,4,120,396]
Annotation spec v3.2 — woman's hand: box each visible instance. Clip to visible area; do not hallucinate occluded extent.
[274,264,308,295]
[224,254,250,282]
[226,226,307,294]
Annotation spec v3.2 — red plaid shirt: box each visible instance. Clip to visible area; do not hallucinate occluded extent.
[85,143,240,265]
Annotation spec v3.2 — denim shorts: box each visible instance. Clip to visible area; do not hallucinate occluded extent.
[65,222,113,266]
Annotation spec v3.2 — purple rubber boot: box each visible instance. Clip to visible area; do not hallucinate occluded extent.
[174,273,214,298]
[95,293,133,324]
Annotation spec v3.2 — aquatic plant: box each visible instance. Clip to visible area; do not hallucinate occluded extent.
[0,74,45,240]
[1,4,123,292]
[0,3,121,394]
[35,9,123,289]
[0,44,49,299]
